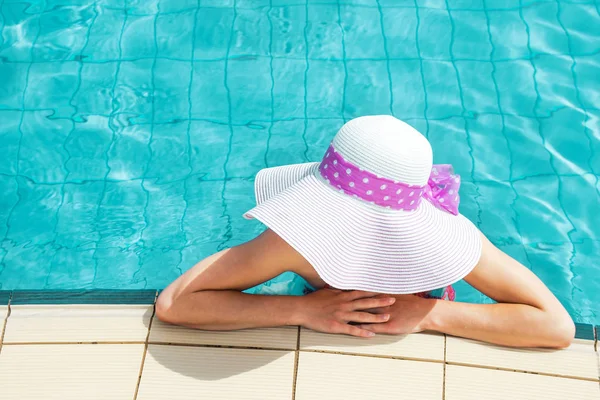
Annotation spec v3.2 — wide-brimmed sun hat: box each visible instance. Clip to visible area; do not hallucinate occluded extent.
[244,115,482,294]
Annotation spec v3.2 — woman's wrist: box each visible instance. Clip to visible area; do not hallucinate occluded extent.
[283,295,307,327]
[418,299,444,332]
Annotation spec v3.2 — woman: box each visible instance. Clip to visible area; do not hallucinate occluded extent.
[156,115,575,348]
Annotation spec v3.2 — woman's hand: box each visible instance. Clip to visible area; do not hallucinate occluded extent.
[357,295,436,335]
[296,289,396,338]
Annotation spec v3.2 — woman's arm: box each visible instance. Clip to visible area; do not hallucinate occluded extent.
[156,231,298,329]
[424,233,575,348]
[156,229,394,337]
[359,233,576,348]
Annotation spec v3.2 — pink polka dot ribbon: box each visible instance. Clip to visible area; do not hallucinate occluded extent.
[318,145,461,215]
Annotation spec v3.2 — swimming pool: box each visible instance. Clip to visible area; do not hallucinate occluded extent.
[0,0,598,324]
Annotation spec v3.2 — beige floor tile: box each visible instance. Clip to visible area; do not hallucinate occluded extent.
[300,328,444,360]
[149,317,298,349]
[3,305,152,343]
[446,336,599,380]
[295,351,443,400]
[137,344,295,400]
[445,364,600,400]
[0,344,145,399]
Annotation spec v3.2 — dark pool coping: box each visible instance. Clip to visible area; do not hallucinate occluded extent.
[4,290,158,305]
[0,290,596,341]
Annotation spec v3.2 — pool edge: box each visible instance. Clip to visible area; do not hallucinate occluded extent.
[0,290,597,342]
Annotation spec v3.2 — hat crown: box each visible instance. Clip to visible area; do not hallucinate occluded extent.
[331,115,433,186]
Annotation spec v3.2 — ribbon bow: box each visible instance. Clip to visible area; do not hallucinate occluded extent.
[423,164,461,216]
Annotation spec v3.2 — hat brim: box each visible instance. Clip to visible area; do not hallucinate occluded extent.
[244,163,482,294]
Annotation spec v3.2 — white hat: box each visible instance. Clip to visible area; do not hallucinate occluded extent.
[244,115,482,294]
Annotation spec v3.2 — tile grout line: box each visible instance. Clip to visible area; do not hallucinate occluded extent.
[132,292,158,400]
[299,348,445,364]
[595,327,599,383]
[446,361,600,383]
[597,351,600,385]
[595,326,597,352]
[0,293,12,353]
[291,326,301,400]
[146,341,295,351]
[2,341,148,346]
[442,334,447,400]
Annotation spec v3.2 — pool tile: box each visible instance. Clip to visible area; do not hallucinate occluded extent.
[449,10,492,60]
[192,7,234,60]
[295,351,443,400]
[493,60,537,117]
[428,118,473,178]
[446,336,599,380]
[389,60,426,120]
[487,9,530,61]
[136,345,295,400]
[445,364,600,400]
[532,54,578,118]
[474,180,519,242]
[85,7,126,61]
[270,5,308,59]
[0,291,10,305]
[264,120,309,166]
[513,176,572,244]
[307,61,345,119]
[542,108,595,176]
[120,15,157,60]
[416,8,452,60]
[521,2,569,56]
[306,5,344,59]
[3,305,152,343]
[299,329,444,361]
[344,60,392,119]
[575,323,595,341]
[24,63,79,120]
[422,63,463,120]
[469,116,512,182]
[149,317,298,350]
[227,59,272,124]
[6,181,63,249]
[155,9,195,59]
[454,61,499,115]
[153,60,193,125]
[0,64,28,109]
[503,115,554,180]
[0,344,145,399]
[557,3,600,55]
[576,56,600,112]
[340,5,386,59]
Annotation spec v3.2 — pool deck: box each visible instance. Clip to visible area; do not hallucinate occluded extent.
[0,291,598,399]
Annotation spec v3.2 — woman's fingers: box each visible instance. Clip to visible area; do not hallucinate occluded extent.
[341,290,381,301]
[362,306,392,314]
[358,323,392,334]
[342,311,390,324]
[335,323,377,338]
[350,296,395,310]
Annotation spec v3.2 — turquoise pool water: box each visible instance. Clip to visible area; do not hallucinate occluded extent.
[0,0,598,324]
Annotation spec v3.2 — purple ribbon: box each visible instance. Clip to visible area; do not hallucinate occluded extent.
[319,145,460,215]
